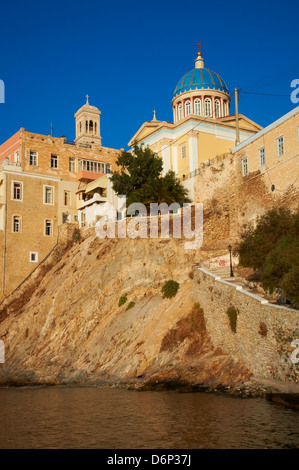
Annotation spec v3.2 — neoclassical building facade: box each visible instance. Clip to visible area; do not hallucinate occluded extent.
[129,47,262,182]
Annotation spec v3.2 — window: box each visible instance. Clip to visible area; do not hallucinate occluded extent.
[215,100,221,118]
[242,157,248,176]
[205,98,212,117]
[13,216,21,232]
[259,147,265,167]
[64,191,71,206]
[44,186,54,205]
[178,104,182,121]
[223,101,226,117]
[69,158,76,172]
[81,212,86,227]
[12,182,22,200]
[185,100,191,116]
[14,150,19,163]
[30,150,38,166]
[62,213,69,224]
[78,159,108,174]
[106,164,111,174]
[51,154,58,168]
[277,136,284,157]
[180,143,186,159]
[45,220,52,236]
[30,252,38,263]
[194,99,201,116]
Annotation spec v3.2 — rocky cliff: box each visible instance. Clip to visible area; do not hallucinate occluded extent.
[0,219,253,390]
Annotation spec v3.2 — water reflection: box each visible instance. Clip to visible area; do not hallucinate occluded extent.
[0,387,298,449]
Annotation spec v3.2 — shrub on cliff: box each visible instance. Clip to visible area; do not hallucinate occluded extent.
[226,306,238,333]
[234,206,299,308]
[162,280,180,299]
[126,301,135,311]
[118,296,127,307]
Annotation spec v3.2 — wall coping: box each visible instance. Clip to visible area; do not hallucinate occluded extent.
[197,267,298,312]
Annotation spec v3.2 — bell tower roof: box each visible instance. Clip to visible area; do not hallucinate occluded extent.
[74,96,102,147]
[75,95,101,117]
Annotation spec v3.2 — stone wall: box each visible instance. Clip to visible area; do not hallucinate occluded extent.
[187,150,298,239]
[192,268,299,383]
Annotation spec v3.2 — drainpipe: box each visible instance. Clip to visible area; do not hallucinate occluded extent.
[2,173,7,297]
[235,88,240,146]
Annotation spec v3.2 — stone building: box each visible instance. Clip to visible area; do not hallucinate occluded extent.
[232,105,299,194]
[129,46,262,183]
[0,98,121,298]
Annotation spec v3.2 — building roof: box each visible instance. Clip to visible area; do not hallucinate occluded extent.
[232,106,299,153]
[128,114,262,147]
[173,67,229,98]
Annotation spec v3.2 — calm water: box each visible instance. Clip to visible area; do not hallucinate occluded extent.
[0,387,298,449]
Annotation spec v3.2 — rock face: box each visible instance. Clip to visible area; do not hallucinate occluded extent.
[0,225,251,389]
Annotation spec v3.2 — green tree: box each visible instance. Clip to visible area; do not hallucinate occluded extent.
[110,144,190,210]
[234,206,299,308]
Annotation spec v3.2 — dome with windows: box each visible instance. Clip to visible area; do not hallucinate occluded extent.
[172,46,231,123]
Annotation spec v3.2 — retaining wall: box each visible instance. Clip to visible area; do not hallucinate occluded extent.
[192,268,299,383]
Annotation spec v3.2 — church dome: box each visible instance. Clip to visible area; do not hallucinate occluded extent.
[171,46,231,123]
[173,67,229,98]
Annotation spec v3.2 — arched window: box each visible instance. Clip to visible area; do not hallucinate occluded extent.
[194,99,201,116]
[95,122,97,133]
[185,100,191,116]
[86,121,88,132]
[178,104,182,121]
[223,101,226,117]
[205,98,212,117]
[79,122,82,133]
[89,120,94,133]
[13,215,21,233]
[215,99,221,118]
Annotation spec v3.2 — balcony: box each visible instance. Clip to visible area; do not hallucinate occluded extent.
[79,192,107,209]
[77,170,104,182]
[0,160,22,172]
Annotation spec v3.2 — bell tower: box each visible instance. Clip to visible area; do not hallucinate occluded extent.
[75,95,102,147]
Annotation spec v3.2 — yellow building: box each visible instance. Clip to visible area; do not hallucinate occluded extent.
[129,47,262,186]
[233,105,299,193]
[0,98,121,298]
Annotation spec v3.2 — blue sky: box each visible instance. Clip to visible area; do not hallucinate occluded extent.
[0,0,298,150]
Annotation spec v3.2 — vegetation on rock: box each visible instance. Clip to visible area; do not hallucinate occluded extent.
[234,207,299,308]
[226,306,238,333]
[162,280,180,299]
[118,296,127,307]
[125,301,135,311]
[259,322,268,337]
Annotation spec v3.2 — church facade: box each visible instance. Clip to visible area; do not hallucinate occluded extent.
[129,47,262,183]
